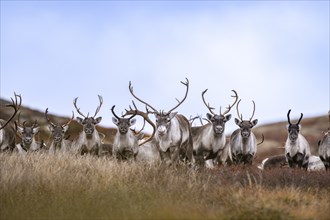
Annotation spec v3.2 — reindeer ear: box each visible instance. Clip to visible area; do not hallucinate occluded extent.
[32,127,40,134]
[62,124,69,133]
[235,118,240,126]
[112,117,118,125]
[206,113,213,121]
[95,117,102,124]
[16,124,24,134]
[252,119,258,126]
[225,114,232,122]
[76,117,83,124]
[130,118,136,126]
[48,124,54,132]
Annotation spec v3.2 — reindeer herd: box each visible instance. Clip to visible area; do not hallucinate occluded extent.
[0,79,329,171]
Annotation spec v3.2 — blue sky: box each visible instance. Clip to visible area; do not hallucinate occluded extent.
[1,1,329,134]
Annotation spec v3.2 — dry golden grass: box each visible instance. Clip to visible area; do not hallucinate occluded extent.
[1,152,329,220]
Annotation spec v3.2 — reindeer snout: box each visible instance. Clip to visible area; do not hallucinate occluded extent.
[241,130,250,138]
[54,136,62,142]
[214,126,223,134]
[85,127,94,135]
[23,137,32,144]
[119,127,128,134]
[157,126,167,136]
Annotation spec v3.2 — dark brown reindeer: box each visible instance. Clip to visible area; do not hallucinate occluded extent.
[72,95,103,156]
[192,89,238,167]
[45,108,74,154]
[284,109,311,170]
[128,78,193,166]
[229,99,258,165]
[0,93,21,152]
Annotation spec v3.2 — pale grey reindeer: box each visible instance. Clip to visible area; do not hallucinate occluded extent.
[229,100,259,165]
[45,108,74,155]
[111,105,142,160]
[15,113,44,155]
[192,89,238,167]
[318,111,330,170]
[0,93,21,152]
[128,78,193,166]
[123,101,159,164]
[284,109,311,170]
[72,95,103,156]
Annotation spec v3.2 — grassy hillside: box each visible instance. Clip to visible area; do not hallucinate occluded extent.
[1,99,329,219]
[1,153,329,220]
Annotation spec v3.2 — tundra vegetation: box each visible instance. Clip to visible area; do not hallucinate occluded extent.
[1,152,329,220]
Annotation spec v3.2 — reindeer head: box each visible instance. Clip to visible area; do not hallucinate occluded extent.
[202,89,238,134]
[287,109,303,143]
[45,108,73,144]
[129,78,189,137]
[111,105,137,135]
[235,100,258,138]
[15,113,39,147]
[73,95,103,137]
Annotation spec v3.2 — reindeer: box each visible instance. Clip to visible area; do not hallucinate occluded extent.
[111,105,143,161]
[284,109,311,170]
[15,113,44,155]
[128,78,193,166]
[72,95,103,156]
[123,101,159,163]
[229,100,259,165]
[45,108,74,155]
[0,93,21,152]
[258,155,288,170]
[318,111,330,170]
[258,154,325,171]
[192,89,238,167]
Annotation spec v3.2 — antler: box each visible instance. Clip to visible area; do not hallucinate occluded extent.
[236,99,256,121]
[111,105,121,120]
[63,111,74,128]
[297,113,303,125]
[93,95,103,118]
[236,99,243,121]
[250,100,256,121]
[45,108,56,127]
[131,118,146,135]
[112,105,137,121]
[129,81,158,113]
[73,97,87,118]
[257,134,265,146]
[221,90,238,116]
[123,101,156,146]
[287,109,303,125]
[168,78,189,114]
[201,89,216,115]
[287,109,292,125]
[0,92,22,130]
